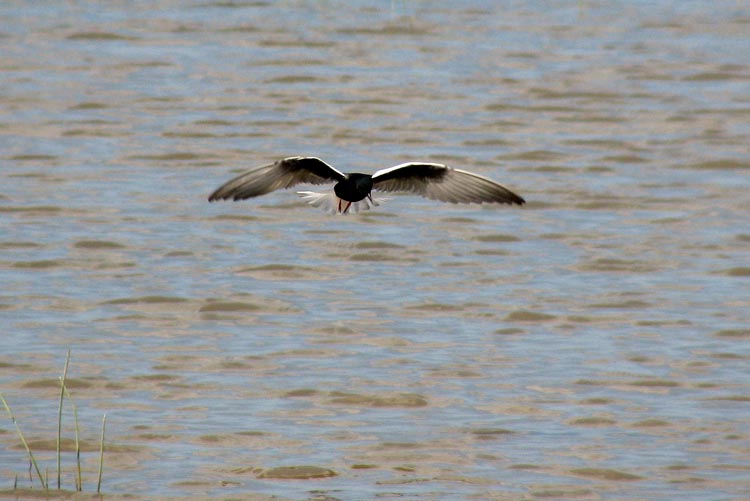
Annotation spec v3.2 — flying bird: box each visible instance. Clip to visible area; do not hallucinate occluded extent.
[208,156,525,214]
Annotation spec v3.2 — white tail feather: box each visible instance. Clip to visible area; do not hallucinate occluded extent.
[296,190,388,215]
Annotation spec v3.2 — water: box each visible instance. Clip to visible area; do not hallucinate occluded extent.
[2,1,749,499]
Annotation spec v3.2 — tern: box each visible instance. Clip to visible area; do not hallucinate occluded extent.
[208,156,525,214]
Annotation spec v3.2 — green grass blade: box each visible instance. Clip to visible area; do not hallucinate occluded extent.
[64,386,83,491]
[61,382,82,490]
[1,392,47,489]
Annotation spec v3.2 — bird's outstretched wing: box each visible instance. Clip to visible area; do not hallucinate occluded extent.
[371,163,525,205]
[208,156,346,201]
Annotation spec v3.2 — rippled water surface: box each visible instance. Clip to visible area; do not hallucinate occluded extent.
[2,1,750,500]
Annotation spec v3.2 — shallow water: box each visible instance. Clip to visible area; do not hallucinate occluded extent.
[2,1,750,500]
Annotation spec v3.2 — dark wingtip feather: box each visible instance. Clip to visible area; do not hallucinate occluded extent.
[207,187,231,202]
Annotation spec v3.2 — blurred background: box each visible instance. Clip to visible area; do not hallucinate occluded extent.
[2,1,749,499]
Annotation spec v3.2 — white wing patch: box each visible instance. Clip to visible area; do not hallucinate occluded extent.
[296,190,387,215]
[371,162,446,179]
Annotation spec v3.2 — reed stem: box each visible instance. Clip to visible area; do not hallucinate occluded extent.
[97,414,106,493]
[57,348,71,489]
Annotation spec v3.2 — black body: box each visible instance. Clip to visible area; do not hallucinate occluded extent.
[334,173,374,202]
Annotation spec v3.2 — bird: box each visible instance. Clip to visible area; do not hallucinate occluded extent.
[208,156,525,215]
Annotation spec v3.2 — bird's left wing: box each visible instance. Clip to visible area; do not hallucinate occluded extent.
[208,156,345,201]
[371,162,525,205]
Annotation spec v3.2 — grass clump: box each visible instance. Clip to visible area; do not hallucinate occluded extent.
[1,349,107,493]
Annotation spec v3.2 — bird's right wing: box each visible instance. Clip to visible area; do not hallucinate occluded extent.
[208,156,346,201]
